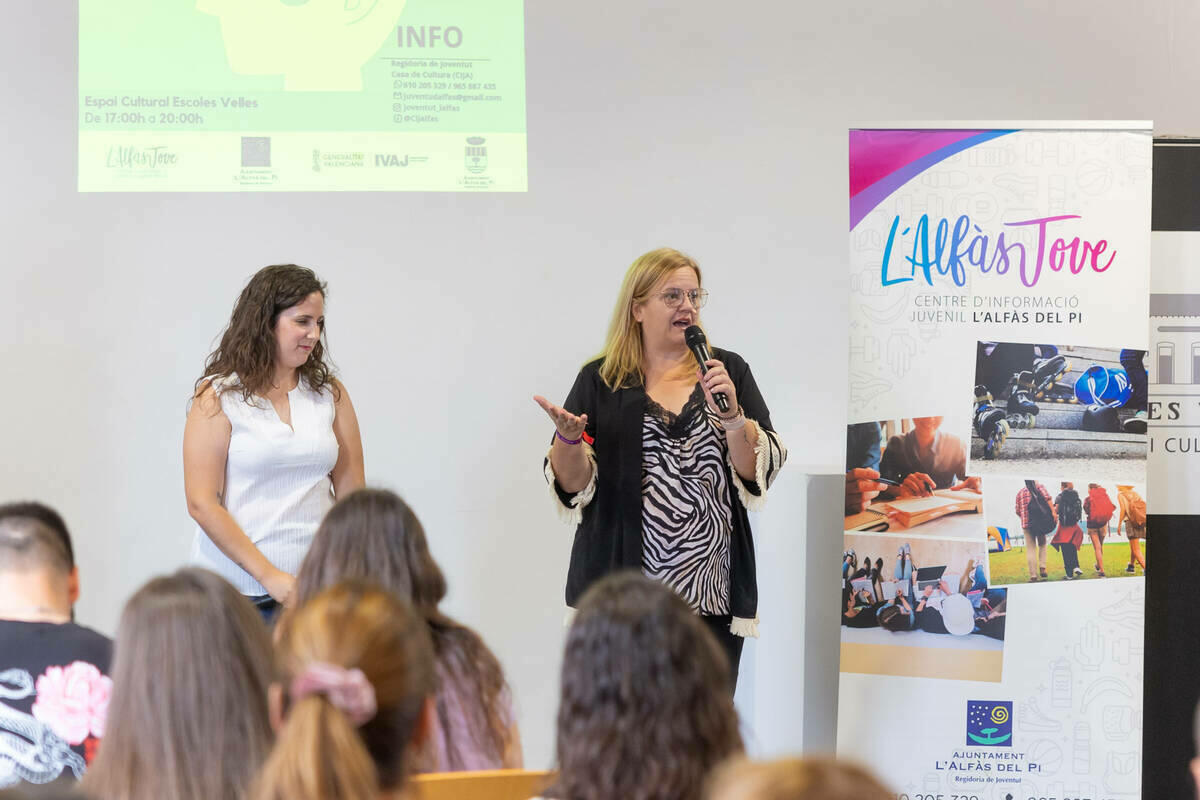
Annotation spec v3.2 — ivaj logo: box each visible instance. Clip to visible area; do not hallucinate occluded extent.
[966,700,1012,746]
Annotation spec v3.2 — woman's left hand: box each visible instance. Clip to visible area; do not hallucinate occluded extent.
[699,359,738,418]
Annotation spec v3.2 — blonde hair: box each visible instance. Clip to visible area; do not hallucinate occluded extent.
[598,247,704,389]
[705,757,893,800]
[253,581,435,800]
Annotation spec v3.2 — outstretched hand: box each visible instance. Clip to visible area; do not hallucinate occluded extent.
[533,395,588,440]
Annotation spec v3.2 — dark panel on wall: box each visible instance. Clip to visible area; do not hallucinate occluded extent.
[1145,137,1200,800]
[1153,139,1200,231]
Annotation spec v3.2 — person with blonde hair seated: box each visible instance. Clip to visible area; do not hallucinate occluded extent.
[253,581,435,800]
[705,756,893,800]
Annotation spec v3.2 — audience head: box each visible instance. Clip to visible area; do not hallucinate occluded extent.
[254,581,435,800]
[553,571,742,800]
[289,488,514,770]
[291,488,445,614]
[83,568,274,800]
[0,501,78,615]
[705,757,893,800]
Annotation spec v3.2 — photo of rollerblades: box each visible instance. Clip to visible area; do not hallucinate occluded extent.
[969,342,1148,482]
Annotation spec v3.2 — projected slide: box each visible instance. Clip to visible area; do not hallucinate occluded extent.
[79,0,526,192]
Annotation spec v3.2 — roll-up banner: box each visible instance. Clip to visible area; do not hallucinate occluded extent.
[841,123,1151,800]
[1144,138,1200,800]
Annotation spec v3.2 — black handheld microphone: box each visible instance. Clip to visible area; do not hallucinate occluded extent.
[684,325,729,413]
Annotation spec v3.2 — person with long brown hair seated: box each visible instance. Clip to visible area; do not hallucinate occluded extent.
[253,581,435,800]
[537,571,743,800]
[82,569,274,800]
[285,489,521,771]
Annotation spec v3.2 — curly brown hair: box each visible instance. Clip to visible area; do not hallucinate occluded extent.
[286,489,515,771]
[195,264,336,403]
[549,571,743,800]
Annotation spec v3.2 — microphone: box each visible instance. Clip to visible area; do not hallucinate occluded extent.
[684,325,730,413]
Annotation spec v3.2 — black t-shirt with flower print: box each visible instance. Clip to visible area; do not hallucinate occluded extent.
[0,620,113,787]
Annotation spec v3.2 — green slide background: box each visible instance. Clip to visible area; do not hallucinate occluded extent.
[79,0,526,133]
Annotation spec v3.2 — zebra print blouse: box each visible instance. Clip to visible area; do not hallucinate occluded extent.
[543,348,787,633]
[641,385,733,615]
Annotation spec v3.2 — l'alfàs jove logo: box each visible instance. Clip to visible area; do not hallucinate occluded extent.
[966,701,1012,746]
[106,145,178,170]
[880,213,1116,289]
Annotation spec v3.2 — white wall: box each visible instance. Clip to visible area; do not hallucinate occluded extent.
[4,0,1200,768]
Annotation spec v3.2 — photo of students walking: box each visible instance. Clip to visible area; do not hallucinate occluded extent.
[984,477,1148,585]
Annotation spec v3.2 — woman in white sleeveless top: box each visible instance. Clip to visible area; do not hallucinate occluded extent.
[183,264,365,621]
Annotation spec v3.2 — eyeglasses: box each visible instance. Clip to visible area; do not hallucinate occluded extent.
[658,288,709,309]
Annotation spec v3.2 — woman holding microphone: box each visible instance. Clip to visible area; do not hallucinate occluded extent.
[534,248,786,686]
[183,264,365,621]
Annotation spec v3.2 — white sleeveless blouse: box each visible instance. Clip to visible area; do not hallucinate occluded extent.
[189,375,339,595]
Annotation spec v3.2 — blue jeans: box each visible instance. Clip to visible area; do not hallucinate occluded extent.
[247,594,281,626]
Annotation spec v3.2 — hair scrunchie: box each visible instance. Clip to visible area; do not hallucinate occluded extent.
[290,662,378,726]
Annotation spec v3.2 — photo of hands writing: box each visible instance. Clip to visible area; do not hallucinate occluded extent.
[845,416,983,537]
